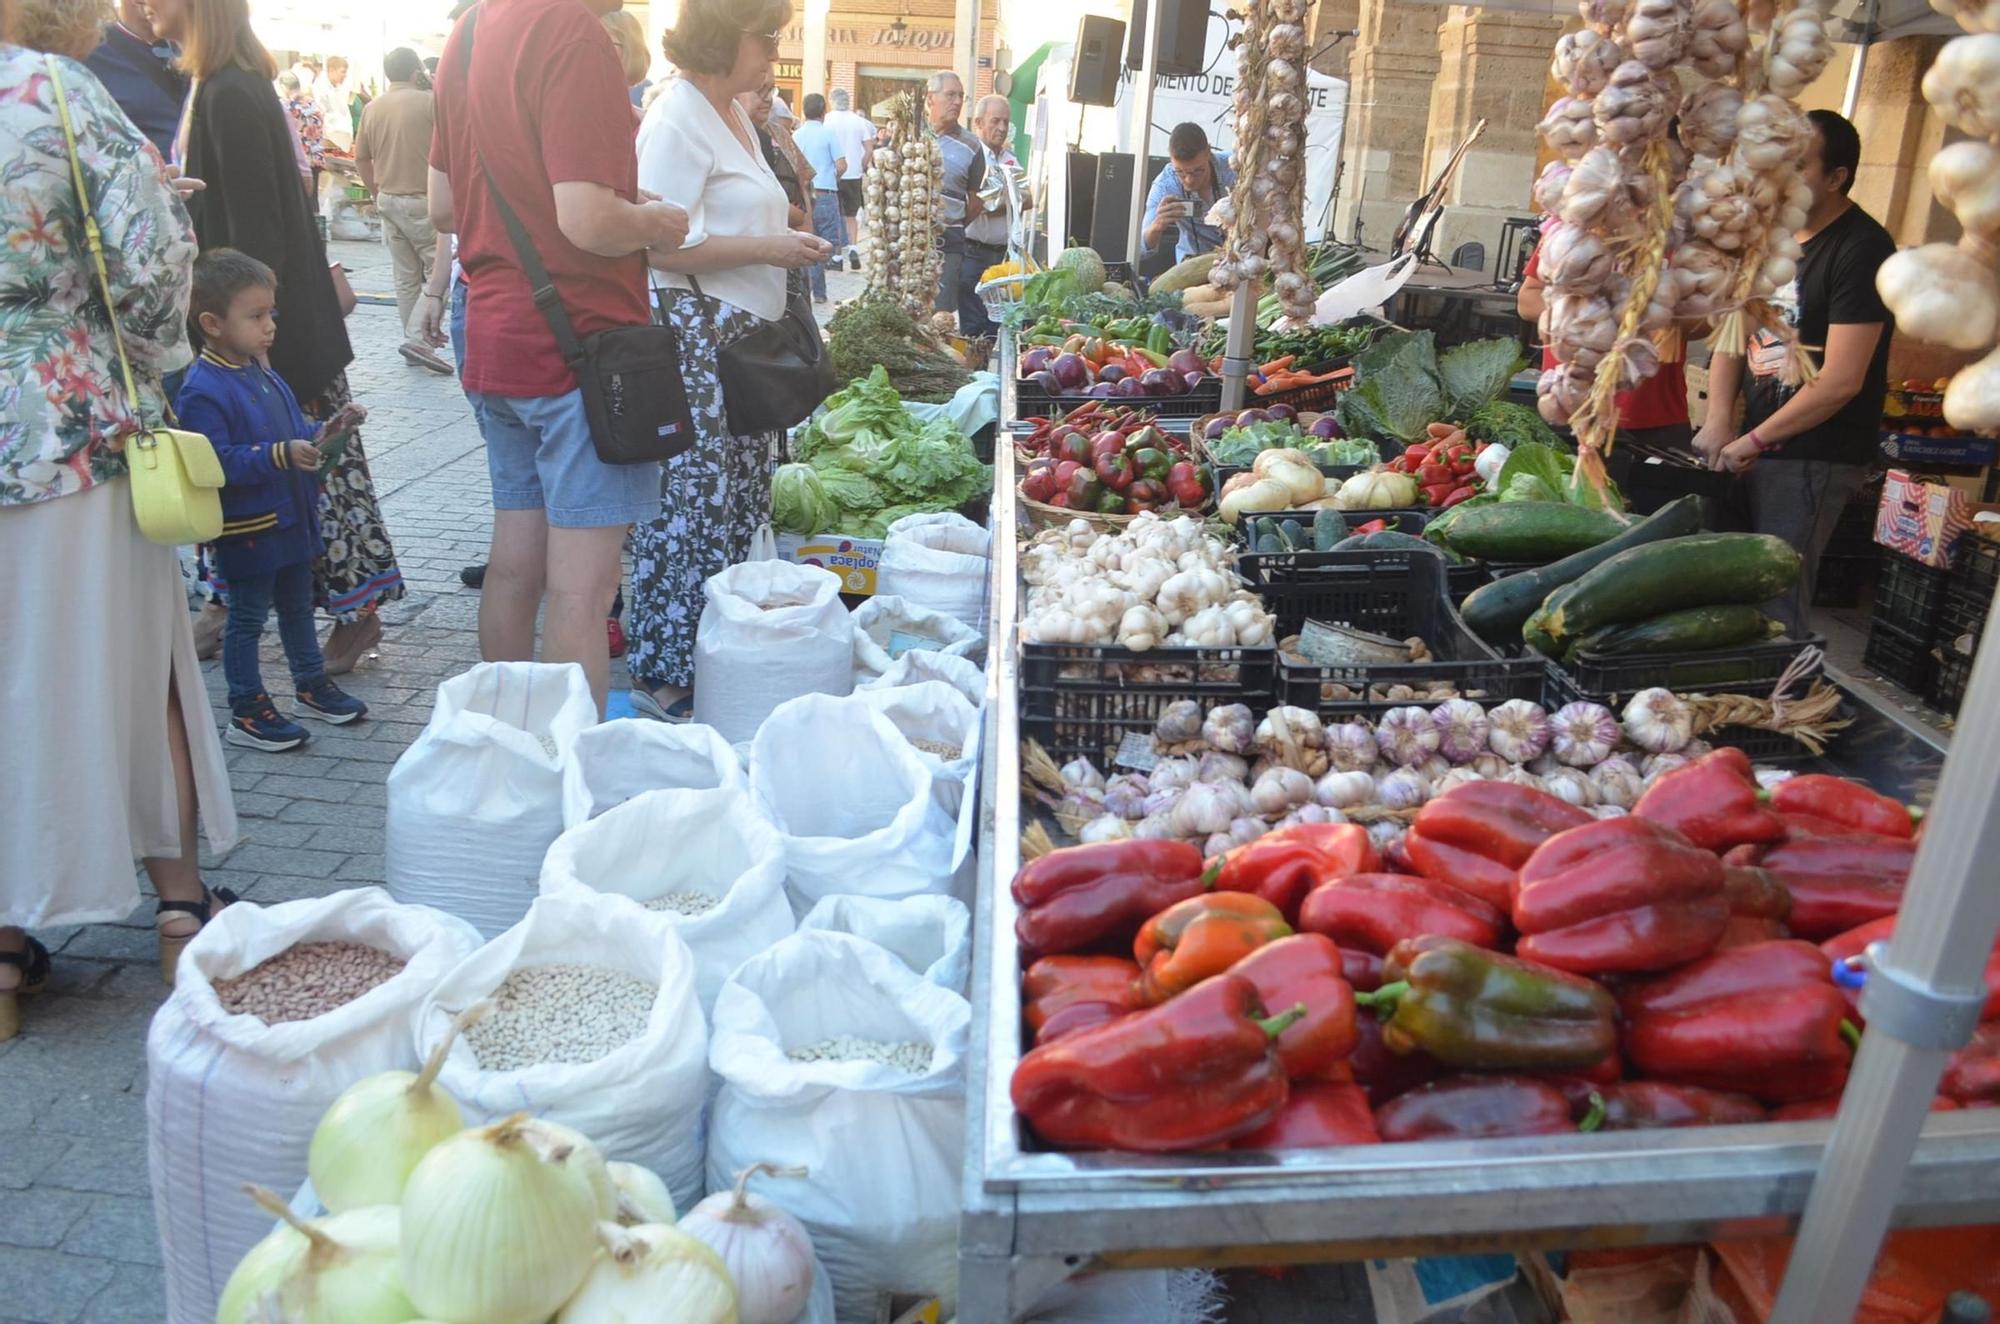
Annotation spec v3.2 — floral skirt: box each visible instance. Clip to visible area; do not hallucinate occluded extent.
[626,287,785,688]
[302,371,406,622]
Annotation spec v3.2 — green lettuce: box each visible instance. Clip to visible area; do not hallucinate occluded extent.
[804,366,911,453]
[814,465,887,515]
[793,370,992,533]
[838,500,956,540]
[771,463,839,535]
[1495,442,1569,504]
[1464,399,1560,451]
[1437,338,1527,419]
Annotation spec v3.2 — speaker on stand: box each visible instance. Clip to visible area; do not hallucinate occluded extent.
[1070,15,1124,108]
[1125,0,1211,78]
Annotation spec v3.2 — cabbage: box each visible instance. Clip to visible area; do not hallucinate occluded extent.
[771,463,839,535]
[791,371,991,536]
[815,466,888,515]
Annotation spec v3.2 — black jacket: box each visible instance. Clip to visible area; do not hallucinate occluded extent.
[183,65,352,404]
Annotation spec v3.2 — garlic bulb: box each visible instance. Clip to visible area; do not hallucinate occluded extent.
[1081,814,1135,844]
[1542,766,1601,808]
[1539,96,1600,163]
[1251,765,1316,816]
[1930,140,2000,237]
[1944,344,2000,433]
[1153,698,1206,749]
[309,1002,482,1213]
[217,1190,414,1324]
[1678,82,1744,160]
[1487,700,1552,763]
[1169,780,1247,838]
[675,1163,815,1324]
[1323,719,1379,772]
[1376,706,1441,767]
[1622,688,1696,753]
[1765,1,1833,98]
[1197,749,1251,784]
[1687,0,1748,77]
[1623,0,1692,69]
[1551,702,1620,768]
[1374,766,1430,811]
[1590,755,1646,809]
[607,1160,678,1227]
[1061,756,1107,791]
[1593,60,1675,145]
[1314,768,1377,809]
[1538,223,1617,292]
[1432,699,1491,764]
[1202,703,1258,755]
[1553,28,1624,95]
[1931,0,2000,34]
[558,1222,738,1324]
[1876,243,2000,351]
[1102,773,1151,820]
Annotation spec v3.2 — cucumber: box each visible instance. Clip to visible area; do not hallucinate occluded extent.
[1459,495,1705,645]
[1332,530,1464,562]
[1582,605,1783,657]
[1281,519,1306,551]
[1545,534,1803,642]
[1439,501,1630,563]
[1312,507,1346,552]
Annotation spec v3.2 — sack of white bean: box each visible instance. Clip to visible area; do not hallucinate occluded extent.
[850,594,984,684]
[707,930,970,1322]
[795,893,972,993]
[539,785,793,1015]
[559,718,747,828]
[858,647,988,708]
[749,693,962,916]
[146,888,482,1324]
[846,680,982,798]
[693,560,855,746]
[875,511,992,634]
[414,890,711,1212]
[386,662,598,937]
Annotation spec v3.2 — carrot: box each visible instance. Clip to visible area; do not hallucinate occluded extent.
[1426,421,1457,440]
[1258,355,1298,376]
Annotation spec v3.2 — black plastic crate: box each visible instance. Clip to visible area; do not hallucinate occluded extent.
[1862,618,1936,694]
[1564,635,1827,700]
[1542,666,1841,765]
[1930,651,1972,715]
[1813,549,1876,609]
[1954,537,2000,598]
[1018,644,1278,769]
[1875,551,1953,635]
[1014,375,1223,420]
[1825,477,1885,552]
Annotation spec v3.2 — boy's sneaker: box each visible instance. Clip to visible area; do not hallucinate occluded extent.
[295,677,368,725]
[226,694,311,751]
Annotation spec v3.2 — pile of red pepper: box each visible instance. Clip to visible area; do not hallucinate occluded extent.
[1009,760,1989,1154]
[1380,424,1485,509]
[1016,404,1213,517]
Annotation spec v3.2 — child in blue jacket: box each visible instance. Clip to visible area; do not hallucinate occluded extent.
[177,249,368,751]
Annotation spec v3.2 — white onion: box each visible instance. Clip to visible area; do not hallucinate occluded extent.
[217,1188,414,1324]
[309,1003,483,1213]
[678,1163,818,1324]
[608,1160,678,1227]
[557,1222,737,1324]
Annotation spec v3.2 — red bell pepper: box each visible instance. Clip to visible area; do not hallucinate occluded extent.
[1202,822,1380,924]
[1134,892,1292,1004]
[1821,916,2000,1022]
[1734,833,1916,940]
[1012,840,1209,958]
[1374,1075,1596,1142]
[1233,1080,1380,1148]
[1777,811,1871,839]
[1022,955,1142,1041]
[1094,448,1136,491]
[1035,1000,1132,1045]
[1407,782,1593,910]
[1297,872,1507,957]
[1942,1022,2000,1108]
[1229,934,1359,1079]
[1166,460,1207,509]
[1620,941,1859,1103]
[1349,1009,1445,1105]
[1723,864,1791,924]
[1632,747,1785,852]
[1551,1080,1767,1130]
[1010,973,1303,1151]
[1439,485,1479,509]
[1770,774,1918,840]
[1020,461,1058,504]
[1513,817,1729,975]
[1717,915,1790,949]
[1340,947,1385,993]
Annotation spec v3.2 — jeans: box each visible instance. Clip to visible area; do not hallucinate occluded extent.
[1744,459,1870,637]
[808,190,844,300]
[224,560,327,705]
[449,277,469,374]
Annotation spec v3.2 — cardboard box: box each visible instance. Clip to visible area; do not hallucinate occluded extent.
[775,532,884,595]
[1874,469,2000,569]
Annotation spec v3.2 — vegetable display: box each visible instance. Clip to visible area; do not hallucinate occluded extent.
[777,367,989,538]
[1019,514,1275,648]
[1332,331,1525,451]
[1018,331,1209,401]
[826,295,970,403]
[1203,418,1380,471]
[1015,409,1212,516]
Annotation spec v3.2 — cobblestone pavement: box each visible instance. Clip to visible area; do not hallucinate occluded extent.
[0,238,870,1324]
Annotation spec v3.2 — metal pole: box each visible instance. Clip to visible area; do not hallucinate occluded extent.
[1220,279,1257,411]
[1125,0,1160,272]
[1771,605,2000,1321]
[1842,0,1878,119]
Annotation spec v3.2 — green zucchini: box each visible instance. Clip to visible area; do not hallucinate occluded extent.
[1281,519,1306,551]
[1545,534,1803,642]
[1439,501,1629,563]
[1581,605,1783,657]
[1523,606,1562,658]
[1459,495,1705,645]
[1331,530,1464,561]
[1312,507,1346,552]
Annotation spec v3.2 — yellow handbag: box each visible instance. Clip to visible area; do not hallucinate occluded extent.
[46,55,224,545]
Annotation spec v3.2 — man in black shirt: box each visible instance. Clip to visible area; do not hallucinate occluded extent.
[1695,109,1896,634]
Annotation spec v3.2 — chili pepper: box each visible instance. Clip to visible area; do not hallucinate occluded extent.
[1439,485,1479,509]
[1134,892,1293,1004]
[1632,748,1786,853]
[1202,822,1380,924]
[1620,943,1859,1103]
[1349,1009,1445,1104]
[1298,872,1507,957]
[1230,934,1359,1078]
[1233,1080,1380,1148]
[1374,1075,1595,1142]
[1513,817,1728,975]
[1942,1023,2000,1108]
[1167,460,1207,509]
[1352,518,1388,535]
[1770,774,1918,840]
[1570,1081,1767,1130]
[1739,833,1916,940]
[1407,782,1594,910]
[1012,840,1209,958]
[1009,973,1304,1152]
[1358,936,1618,1073]
[1022,955,1142,1036]
[1821,917,2000,1021]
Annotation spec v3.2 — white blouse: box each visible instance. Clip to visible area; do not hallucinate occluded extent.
[637,79,789,322]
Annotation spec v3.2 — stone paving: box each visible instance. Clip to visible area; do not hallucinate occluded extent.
[0,239,870,1324]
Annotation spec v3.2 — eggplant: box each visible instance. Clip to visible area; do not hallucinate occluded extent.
[1235,408,1268,427]
[1020,347,1055,375]
[1310,415,1344,439]
[1050,352,1090,390]
[1265,403,1298,421]
[1099,363,1127,384]
[1167,348,1208,377]
[1028,370,1063,394]
[1203,416,1232,440]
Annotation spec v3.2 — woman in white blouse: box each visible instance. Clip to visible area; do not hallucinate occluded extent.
[627,0,831,721]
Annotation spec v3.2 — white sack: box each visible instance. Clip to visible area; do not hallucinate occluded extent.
[859,648,989,707]
[386,661,597,937]
[560,718,746,828]
[707,932,969,1322]
[539,786,793,1016]
[796,893,972,991]
[148,889,481,1324]
[876,512,992,633]
[694,560,853,744]
[851,594,983,683]
[749,693,960,915]
[415,890,710,1211]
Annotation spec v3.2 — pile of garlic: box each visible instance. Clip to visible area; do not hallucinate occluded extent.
[860,94,945,320]
[1019,514,1277,650]
[1206,0,1317,323]
[1875,5,2000,433]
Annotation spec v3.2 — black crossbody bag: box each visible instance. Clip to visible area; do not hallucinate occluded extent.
[456,9,694,465]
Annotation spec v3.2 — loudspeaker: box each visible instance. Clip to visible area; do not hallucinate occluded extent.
[1126,0,1210,77]
[1082,151,1172,258]
[1066,150,1101,249]
[1070,15,1124,107]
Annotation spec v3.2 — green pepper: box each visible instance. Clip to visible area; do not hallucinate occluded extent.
[1129,447,1172,482]
[1146,322,1173,355]
[1096,488,1129,515]
[1358,935,1618,1072]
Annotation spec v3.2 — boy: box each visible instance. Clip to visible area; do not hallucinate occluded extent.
[177,250,369,751]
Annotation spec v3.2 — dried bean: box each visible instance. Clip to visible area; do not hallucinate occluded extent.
[462,963,656,1070]
[909,739,963,760]
[643,892,720,916]
[212,941,406,1023]
[786,1035,933,1074]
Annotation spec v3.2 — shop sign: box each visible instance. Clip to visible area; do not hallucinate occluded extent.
[783,23,956,51]
[776,60,803,79]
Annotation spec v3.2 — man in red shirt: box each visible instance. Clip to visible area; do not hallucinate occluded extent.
[427,0,688,715]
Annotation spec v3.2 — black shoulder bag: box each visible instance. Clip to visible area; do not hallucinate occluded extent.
[456,9,694,465]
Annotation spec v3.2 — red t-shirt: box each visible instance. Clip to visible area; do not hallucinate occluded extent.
[430,0,649,397]
[1523,248,1688,431]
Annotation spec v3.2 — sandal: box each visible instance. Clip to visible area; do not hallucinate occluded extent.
[629,686,694,724]
[0,936,51,1042]
[155,886,241,987]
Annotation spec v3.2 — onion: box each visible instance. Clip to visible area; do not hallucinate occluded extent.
[608,1160,678,1227]
[557,1222,737,1324]
[677,1163,818,1324]
[217,1188,413,1324]
[309,1003,483,1213]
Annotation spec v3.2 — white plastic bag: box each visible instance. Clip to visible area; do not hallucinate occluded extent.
[859,648,988,707]
[852,594,984,683]
[415,891,711,1211]
[386,661,597,937]
[560,718,746,828]
[796,893,972,991]
[876,512,992,633]
[707,932,969,1321]
[540,786,794,1016]
[148,889,481,1324]
[694,560,853,744]
[750,693,960,914]
[846,680,983,822]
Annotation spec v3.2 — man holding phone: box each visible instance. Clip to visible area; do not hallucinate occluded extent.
[1142,123,1235,266]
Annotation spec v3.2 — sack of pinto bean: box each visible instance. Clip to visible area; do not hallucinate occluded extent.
[146,887,481,1324]
[558,717,747,828]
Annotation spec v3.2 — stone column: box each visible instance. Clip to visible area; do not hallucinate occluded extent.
[1334,0,1442,249]
[1844,35,1952,246]
[803,0,831,98]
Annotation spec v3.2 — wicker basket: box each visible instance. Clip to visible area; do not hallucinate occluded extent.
[1018,489,1142,533]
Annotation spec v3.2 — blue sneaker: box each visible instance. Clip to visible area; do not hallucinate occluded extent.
[295,677,368,725]
[226,693,310,751]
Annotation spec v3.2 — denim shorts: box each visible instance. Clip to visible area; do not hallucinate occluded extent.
[468,387,663,529]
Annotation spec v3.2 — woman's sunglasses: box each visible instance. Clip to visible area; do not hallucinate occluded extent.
[742,27,780,55]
